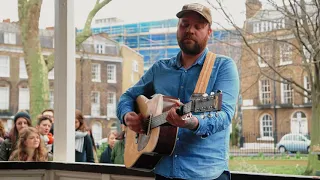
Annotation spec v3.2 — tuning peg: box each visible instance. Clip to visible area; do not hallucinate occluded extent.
[210,92,215,96]
[207,112,213,118]
[202,93,208,97]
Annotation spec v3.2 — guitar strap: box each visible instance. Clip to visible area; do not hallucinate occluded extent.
[193,51,216,94]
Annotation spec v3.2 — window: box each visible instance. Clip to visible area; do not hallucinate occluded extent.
[4,32,16,44]
[48,68,54,79]
[280,44,292,65]
[0,56,10,77]
[291,111,308,134]
[92,122,102,142]
[107,64,116,83]
[19,88,30,110]
[95,44,105,54]
[260,114,273,138]
[257,47,269,67]
[304,76,311,103]
[91,63,101,82]
[91,91,100,116]
[107,92,116,118]
[49,90,54,109]
[132,60,138,72]
[281,79,293,104]
[0,87,9,110]
[259,79,271,104]
[253,23,258,33]
[19,58,28,79]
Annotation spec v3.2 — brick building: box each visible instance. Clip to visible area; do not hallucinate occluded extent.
[240,0,312,144]
[0,21,142,143]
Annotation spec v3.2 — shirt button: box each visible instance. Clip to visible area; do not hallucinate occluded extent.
[181,86,184,88]
[177,137,179,141]
[174,155,178,158]
[184,70,187,73]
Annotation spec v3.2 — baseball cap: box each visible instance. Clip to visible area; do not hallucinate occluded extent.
[176,3,212,25]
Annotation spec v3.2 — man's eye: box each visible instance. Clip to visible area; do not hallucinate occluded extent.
[181,23,189,27]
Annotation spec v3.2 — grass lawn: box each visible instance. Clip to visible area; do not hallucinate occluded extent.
[229,155,308,175]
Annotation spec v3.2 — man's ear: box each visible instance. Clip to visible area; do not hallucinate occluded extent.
[208,27,213,37]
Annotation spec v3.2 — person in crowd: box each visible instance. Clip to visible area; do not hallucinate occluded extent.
[110,125,126,164]
[116,3,239,180]
[88,129,98,163]
[36,115,54,153]
[9,127,48,162]
[0,111,32,161]
[0,120,7,144]
[41,109,54,135]
[99,131,117,163]
[75,109,94,163]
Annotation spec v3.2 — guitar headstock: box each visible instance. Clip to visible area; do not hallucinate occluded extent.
[191,90,222,113]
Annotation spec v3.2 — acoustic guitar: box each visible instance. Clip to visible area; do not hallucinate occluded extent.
[124,91,222,171]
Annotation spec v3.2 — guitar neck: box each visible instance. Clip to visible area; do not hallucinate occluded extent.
[149,101,193,129]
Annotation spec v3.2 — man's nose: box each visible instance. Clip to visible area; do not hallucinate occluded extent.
[186,25,195,34]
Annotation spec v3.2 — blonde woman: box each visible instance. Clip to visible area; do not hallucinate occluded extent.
[9,127,48,162]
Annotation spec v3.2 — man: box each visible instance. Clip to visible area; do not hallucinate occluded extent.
[117,3,239,180]
[36,115,54,153]
[42,109,54,134]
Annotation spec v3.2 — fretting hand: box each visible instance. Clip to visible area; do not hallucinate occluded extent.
[166,107,199,131]
[124,112,145,134]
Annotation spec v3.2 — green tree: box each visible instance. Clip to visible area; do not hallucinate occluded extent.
[17,0,111,124]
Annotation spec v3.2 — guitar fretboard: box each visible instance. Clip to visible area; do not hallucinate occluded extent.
[148,101,193,129]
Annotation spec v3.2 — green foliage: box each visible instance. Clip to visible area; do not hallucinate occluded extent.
[296,152,302,159]
[258,152,265,159]
[96,142,108,160]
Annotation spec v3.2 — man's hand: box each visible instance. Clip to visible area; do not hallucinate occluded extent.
[124,112,145,134]
[166,107,199,131]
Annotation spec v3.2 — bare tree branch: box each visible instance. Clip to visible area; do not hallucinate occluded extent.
[76,0,112,47]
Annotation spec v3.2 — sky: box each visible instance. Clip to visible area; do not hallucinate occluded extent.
[0,0,248,29]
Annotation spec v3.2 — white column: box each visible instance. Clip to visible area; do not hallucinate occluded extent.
[54,0,75,162]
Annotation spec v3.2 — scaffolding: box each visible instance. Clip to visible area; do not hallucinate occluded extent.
[86,18,242,71]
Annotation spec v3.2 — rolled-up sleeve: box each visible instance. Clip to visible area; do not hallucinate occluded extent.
[193,57,239,136]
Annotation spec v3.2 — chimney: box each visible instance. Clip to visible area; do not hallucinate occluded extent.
[3,19,10,23]
[245,0,262,19]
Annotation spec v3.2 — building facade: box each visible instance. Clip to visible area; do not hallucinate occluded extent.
[87,17,241,71]
[240,0,312,144]
[0,21,141,142]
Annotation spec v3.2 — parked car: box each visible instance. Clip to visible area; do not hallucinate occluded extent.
[276,133,310,153]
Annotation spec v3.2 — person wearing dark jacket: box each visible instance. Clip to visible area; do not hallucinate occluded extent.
[0,111,32,161]
[99,131,117,163]
[75,110,94,163]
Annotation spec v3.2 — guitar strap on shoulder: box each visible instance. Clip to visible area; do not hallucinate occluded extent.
[193,51,216,94]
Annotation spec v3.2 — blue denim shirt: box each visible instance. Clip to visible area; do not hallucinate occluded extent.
[117,48,239,179]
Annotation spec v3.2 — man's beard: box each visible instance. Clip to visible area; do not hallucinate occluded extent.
[177,35,207,55]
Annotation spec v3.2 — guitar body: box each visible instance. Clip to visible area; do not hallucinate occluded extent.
[124,94,179,171]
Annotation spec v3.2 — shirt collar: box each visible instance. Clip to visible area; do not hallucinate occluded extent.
[173,48,209,69]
